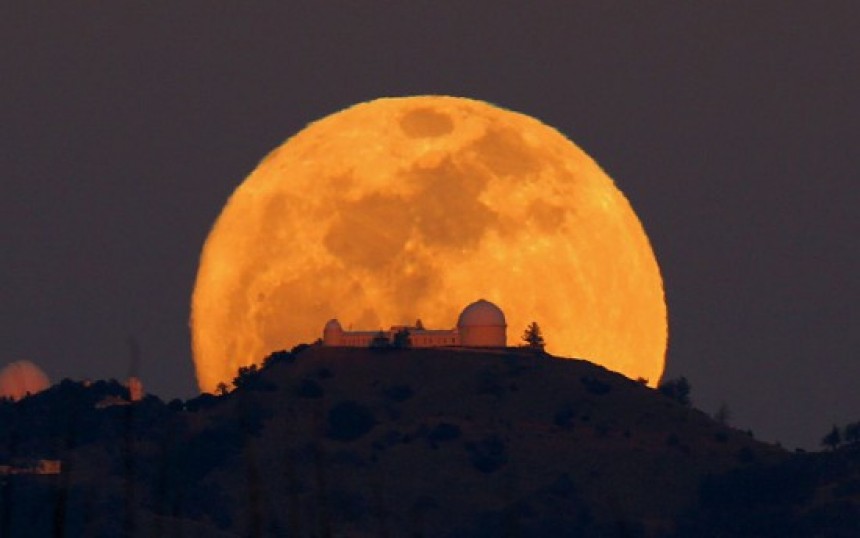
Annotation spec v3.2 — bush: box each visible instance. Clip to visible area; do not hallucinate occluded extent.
[658,376,691,406]
[546,473,577,499]
[263,349,295,367]
[834,479,860,498]
[428,422,462,443]
[327,401,376,441]
[737,446,756,464]
[822,425,842,450]
[580,376,611,395]
[291,342,311,355]
[467,435,507,473]
[296,378,324,399]
[232,364,276,391]
[553,405,575,428]
[382,384,414,402]
[185,393,218,412]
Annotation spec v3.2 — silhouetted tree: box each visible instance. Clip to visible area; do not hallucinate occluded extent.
[232,364,275,391]
[290,342,311,355]
[392,329,411,349]
[233,364,260,389]
[822,425,842,450]
[370,331,390,349]
[263,349,296,367]
[521,322,545,351]
[215,382,229,396]
[658,376,691,406]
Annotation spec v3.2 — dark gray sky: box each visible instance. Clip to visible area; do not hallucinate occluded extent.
[2,2,857,450]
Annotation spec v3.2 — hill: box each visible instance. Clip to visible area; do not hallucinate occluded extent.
[1,347,858,536]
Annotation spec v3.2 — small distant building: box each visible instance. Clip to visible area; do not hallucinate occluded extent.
[95,395,128,409]
[0,459,61,476]
[95,377,145,408]
[127,376,144,402]
[322,299,507,348]
[0,360,50,401]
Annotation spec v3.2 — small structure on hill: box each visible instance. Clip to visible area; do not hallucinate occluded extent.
[127,376,144,402]
[0,459,61,476]
[322,299,507,348]
[95,377,146,408]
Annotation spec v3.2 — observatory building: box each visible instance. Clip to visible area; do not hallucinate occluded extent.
[322,299,507,348]
[0,360,50,401]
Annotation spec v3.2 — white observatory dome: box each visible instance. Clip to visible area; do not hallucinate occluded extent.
[323,318,344,346]
[0,360,50,401]
[457,299,507,327]
[457,299,507,347]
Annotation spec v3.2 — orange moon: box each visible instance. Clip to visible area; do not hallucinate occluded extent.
[191,96,667,393]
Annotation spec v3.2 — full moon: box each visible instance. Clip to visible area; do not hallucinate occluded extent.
[191,96,667,393]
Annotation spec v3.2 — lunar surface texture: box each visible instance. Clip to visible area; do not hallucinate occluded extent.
[191,96,667,392]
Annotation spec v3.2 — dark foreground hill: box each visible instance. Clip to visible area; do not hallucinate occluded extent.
[1,347,858,537]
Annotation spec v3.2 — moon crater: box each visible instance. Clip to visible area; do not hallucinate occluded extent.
[399,107,455,138]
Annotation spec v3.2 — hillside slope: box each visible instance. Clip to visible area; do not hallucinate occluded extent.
[4,347,857,536]
[187,347,781,536]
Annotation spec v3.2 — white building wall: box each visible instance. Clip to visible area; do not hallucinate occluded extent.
[459,325,506,347]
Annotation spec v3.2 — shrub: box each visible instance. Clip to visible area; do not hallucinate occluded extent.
[327,401,376,441]
[834,479,860,498]
[822,425,842,450]
[467,435,507,473]
[263,350,295,367]
[296,378,324,399]
[428,422,462,443]
[546,473,577,499]
[290,343,311,355]
[185,393,218,412]
[580,376,611,395]
[658,376,691,406]
[382,384,414,402]
[232,364,276,391]
[737,446,756,464]
[553,405,575,428]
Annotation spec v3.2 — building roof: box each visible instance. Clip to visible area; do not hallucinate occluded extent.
[457,299,506,328]
[0,360,50,401]
[324,319,343,332]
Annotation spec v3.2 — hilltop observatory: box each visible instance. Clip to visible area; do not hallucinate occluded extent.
[0,360,50,401]
[322,299,507,348]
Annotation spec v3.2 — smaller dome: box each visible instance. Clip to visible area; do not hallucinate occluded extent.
[324,319,343,332]
[0,360,50,401]
[457,299,506,328]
